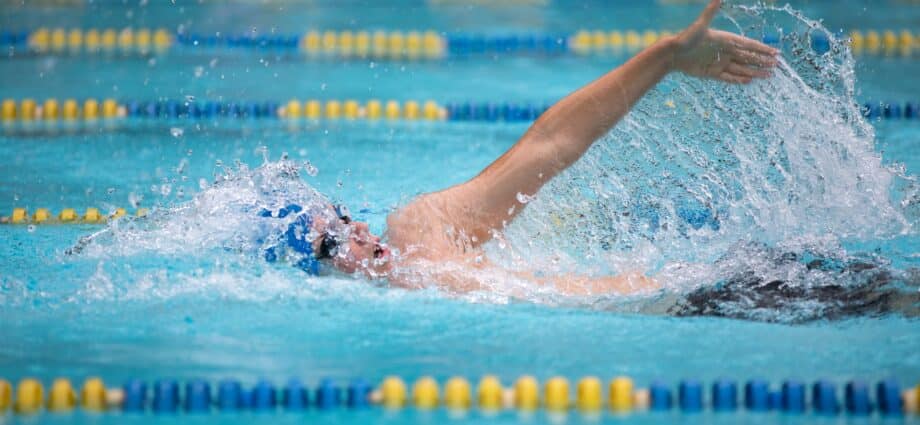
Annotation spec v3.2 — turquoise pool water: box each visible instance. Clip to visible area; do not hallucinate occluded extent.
[1,1,919,423]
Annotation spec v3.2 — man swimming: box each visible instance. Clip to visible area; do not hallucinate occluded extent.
[265,0,779,295]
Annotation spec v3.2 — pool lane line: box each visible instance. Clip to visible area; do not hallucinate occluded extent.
[0,98,451,122]
[0,207,147,225]
[2,28,916,58]
[0,376,915,416]
[1,98,918,123]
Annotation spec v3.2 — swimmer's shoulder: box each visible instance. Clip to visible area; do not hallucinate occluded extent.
[385,193,451,255]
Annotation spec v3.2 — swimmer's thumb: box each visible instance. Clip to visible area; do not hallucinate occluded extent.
[696,0,721,28]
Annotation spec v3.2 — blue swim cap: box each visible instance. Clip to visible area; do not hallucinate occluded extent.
[258,203,321,275]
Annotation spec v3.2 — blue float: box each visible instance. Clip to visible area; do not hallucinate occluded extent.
[781,380,805,413]
[124,100,141,117]
[650,381,672,411]
[217,379,244,410]
[678,380,703,412]
[315,378,341,410]
[876,380,902,416]
[844,381,871,415]
[744,379,769,411]
[141,101,159,118]
[767,390,781,410]
[152,380,179,413]
[282,379,309,410]
[712,379,737,411]
[905,102,915,119]
[185,379,212,412]
[243,102,259,118]
[251,380,277,410]
[458,102,472,120]
[122,379,147,412]
[470,36,486,54]
[164,100,180,118]
[520,103,536,121]
[812,380,839,415]
[202,101,218,118]
[519,34,537,52]
[884,101,901,119]
[347,378,371,408]
[262,102,279,118]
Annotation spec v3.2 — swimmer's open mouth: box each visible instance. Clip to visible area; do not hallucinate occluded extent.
[374,244,385,259]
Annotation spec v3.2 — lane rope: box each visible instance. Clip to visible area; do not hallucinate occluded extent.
[1,98,917,123]
[0,376,915,416]
[2,28,916,57]
[0,207,147,225]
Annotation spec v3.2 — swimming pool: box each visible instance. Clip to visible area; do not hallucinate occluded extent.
[1,1,919,423]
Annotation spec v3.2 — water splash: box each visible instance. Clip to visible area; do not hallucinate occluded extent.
[68,159,337,262]
[482,4,917,320]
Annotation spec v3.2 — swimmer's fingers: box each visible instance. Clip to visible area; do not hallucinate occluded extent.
[722,31,780,57]
[729,47,778,68]
[726,61,772,79]
[717,70,753,84]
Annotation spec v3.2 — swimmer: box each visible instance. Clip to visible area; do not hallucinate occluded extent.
[272,0,779,295]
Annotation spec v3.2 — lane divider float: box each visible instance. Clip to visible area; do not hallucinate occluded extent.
[0,376,916,416]
[3,29,915,58]
[0,207,147,225]
[2,98,917,125]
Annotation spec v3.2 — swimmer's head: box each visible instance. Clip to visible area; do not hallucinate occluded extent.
[310,204,392,277]
[260,203,392,278]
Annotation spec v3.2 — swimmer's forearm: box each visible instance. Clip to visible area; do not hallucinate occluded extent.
[524,270,660,296]
[524,37,679,173]
[447,39,680,239]
[462,40,678,217]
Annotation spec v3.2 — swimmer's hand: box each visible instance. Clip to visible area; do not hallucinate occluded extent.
[670,0,779,84]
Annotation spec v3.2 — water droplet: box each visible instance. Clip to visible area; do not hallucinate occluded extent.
[170,127,184,138]
[516,192,535,204]
[128,192,142,208]
[27,225,35,233]
[107,187,116,195]
[303,161,318,176]
[160,184,172,197]
[198,178,208,190]
[185,95,196,103]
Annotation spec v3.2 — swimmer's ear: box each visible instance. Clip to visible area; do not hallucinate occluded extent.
[696,0,721,28]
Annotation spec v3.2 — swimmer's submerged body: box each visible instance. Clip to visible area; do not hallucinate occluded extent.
[274,0,780,295]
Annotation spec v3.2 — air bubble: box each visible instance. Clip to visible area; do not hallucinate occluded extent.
[170,127,184,138]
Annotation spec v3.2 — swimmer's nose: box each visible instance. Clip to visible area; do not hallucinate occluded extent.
[351,222,378,243]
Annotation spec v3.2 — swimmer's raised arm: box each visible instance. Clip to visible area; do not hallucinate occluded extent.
[430,0,778,244]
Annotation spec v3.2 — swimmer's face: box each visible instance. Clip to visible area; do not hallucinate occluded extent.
[312,214,392,278]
